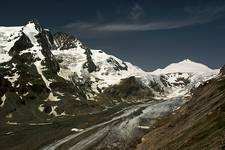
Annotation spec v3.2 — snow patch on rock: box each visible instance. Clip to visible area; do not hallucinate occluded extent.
[47,93,60,102]
[49,106,65,117]
[0,95,6,107]
[4,72,20,87]
[71,128,84,132]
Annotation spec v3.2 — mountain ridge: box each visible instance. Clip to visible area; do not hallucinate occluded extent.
[152,59,218,75]
[0,21,220,122]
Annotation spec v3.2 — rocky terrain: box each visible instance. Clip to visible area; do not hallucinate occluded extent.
[137,66,225,150]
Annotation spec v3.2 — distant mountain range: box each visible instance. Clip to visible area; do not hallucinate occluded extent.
[0,21,220,123]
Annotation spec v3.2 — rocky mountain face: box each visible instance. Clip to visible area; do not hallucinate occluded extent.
[220,65,225,76]
[0,21,103,123]
[137,66,225,150]
[0,21,220,123]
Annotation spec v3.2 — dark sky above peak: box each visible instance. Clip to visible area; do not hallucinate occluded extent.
[1,0,225,71]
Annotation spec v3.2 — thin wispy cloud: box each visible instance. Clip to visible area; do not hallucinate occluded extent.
[61,3,225,35]
[92,18,213,32]
[184,4,225,18]
[129,3,145,21]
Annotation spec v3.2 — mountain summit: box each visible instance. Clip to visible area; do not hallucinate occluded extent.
[152,59,217,75]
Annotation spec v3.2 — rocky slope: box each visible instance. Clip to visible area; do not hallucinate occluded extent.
[137,66,225,150]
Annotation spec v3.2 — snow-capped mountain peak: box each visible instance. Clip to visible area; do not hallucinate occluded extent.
[0,21,57,63]
[53,32,84,50]
[150,59,220,98]
[0,21,221,121]
[152,59,216,75]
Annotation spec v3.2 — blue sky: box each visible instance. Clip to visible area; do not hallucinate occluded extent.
[1,0,225,70]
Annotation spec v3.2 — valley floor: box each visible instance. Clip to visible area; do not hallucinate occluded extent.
[0,97,186,150]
